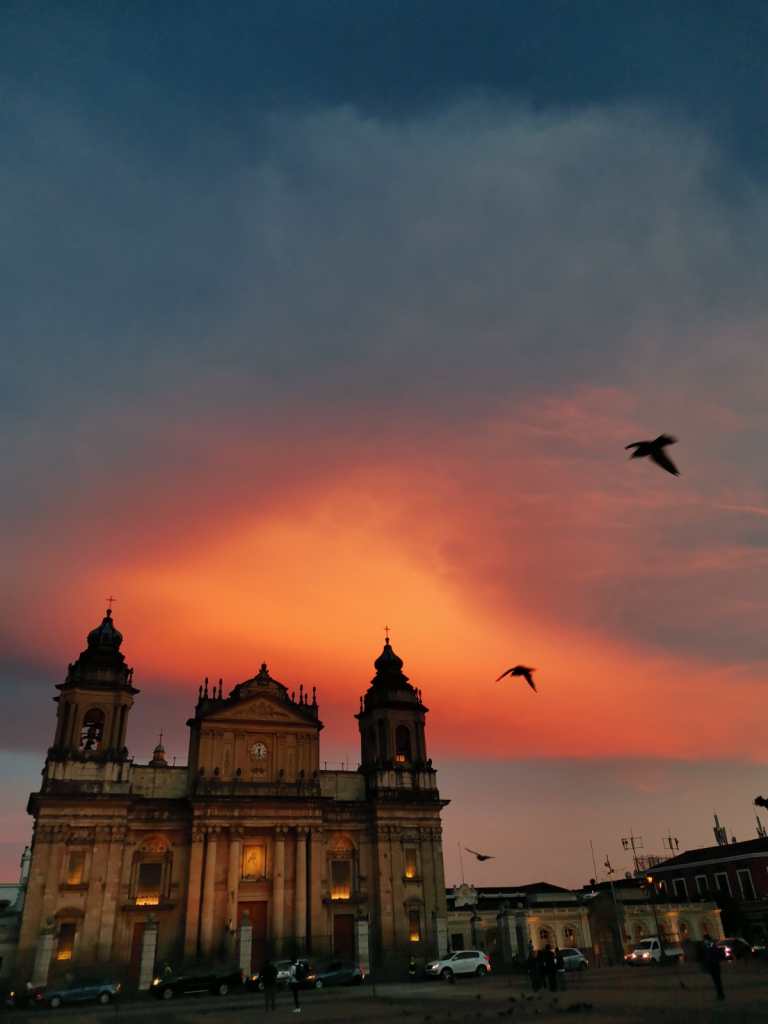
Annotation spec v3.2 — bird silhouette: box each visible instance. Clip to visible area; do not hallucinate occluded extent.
[625,434,680,476]
[465,847,495,861]
[495,665,537,692]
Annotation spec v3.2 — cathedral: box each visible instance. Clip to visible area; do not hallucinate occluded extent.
[16,609,449,984]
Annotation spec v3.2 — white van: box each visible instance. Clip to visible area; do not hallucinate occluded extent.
[625,937,683,964]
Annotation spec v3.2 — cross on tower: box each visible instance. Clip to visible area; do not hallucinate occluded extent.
[105,595,117,611]
[384,625,390,641]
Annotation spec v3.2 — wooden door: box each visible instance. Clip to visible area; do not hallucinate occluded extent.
[239,901,269,971]
[333,914,355,959]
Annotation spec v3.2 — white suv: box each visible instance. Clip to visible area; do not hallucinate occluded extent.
[424,950,491,980]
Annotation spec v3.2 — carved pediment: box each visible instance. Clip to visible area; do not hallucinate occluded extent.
[209,697,301,724]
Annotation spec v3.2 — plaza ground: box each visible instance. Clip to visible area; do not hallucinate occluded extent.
[11,964,768,1023]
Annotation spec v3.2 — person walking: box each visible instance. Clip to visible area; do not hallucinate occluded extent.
[261,959,278,1012]
[542,944,558,992]
[700,934,725,1001]
[287,959,301,1014]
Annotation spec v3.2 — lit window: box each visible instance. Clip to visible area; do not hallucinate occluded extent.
[330,860,351,900]
[404,847,418,880]
[395,726,412,763]
[56,922,77,961]
[66,852,85,886]
[135,862,162,906]
[563,926,575,943]
[242,844,267,880]
[409,909,421,942]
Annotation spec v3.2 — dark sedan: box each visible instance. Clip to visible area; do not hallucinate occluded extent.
[34,979,121,1009]
[151,966,243,999]
[303,960,364,989]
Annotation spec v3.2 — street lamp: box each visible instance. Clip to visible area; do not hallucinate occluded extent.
[644,875,666,963]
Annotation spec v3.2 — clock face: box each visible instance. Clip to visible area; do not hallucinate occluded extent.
[250,742,267,760]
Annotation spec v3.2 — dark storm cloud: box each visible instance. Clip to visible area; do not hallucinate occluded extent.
[4,2,768,167]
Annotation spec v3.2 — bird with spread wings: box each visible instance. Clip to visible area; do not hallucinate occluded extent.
[625,434,680,476]
[495,665,537,692]
[465,848,495,861]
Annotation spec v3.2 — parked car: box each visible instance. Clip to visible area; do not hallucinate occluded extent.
[247,959,307,991]
[424,950,492,980]
[717,937,753,960]
[303,961,365,988]
[560,948,589,971]
[2,985,42,1010]
[151,966,243,999]
[625,938,683,965]
[34,980,121,1009]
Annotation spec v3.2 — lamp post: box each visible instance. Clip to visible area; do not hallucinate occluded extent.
[644,875,666,963]
[604,857,624,964]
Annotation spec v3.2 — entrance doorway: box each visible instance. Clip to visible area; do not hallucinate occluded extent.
[129,923,145,985]
[333,914,355,959]
[239,901,269,971]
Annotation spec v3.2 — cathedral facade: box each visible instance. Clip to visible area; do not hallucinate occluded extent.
[16,610,449,983]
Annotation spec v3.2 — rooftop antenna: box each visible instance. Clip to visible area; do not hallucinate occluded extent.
[662,832,680,853]
[757,816,767,840]
[458,841,466,885]
[621,829,644,874]
[713,813,728,846]
[589,839,599,880]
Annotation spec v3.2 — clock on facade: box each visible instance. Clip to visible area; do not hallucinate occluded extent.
[249,742,267,760]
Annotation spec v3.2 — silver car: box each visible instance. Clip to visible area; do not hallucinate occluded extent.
[560,948,589,971]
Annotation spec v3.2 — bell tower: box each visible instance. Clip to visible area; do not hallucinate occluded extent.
[47,607,139,770]
[357,636,436,792]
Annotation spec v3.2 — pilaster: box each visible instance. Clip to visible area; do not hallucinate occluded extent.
[200,827,219,956]
[184,828,205,959]
[271,827,287,954]
[294,827,308,949]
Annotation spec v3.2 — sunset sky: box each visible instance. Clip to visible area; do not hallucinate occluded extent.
[3,2,768,888]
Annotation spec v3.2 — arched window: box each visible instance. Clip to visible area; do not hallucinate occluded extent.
[132,835,172,907]
[377,720,388,760]
[367,726,377,763]
[328,834,355,900]
[562,925,576,946]
[80,708,105,752]
[395,725,412,764]
[539,927,551,944]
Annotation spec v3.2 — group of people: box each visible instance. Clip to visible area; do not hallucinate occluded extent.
[259,958,308,1014]
[526,943,567,992]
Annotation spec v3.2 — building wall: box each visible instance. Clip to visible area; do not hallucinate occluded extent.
[15,771,447,982]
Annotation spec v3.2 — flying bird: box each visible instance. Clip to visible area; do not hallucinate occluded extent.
[624,434,680,476]
[465,848,495,862]
[495,665,537,692]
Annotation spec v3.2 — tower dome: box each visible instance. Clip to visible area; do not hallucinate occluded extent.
[86,608,123,650]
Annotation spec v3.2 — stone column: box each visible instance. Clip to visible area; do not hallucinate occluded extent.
[294,828,308,951]
[271,828,286,955]
[97,825,127,962]
[31,920,56,988]
[184,829,205,959]
[200,828,219,957]
[238,911,253,976]
[309,828,326,955]
[354,914,370,973]
[227,829,242,954]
